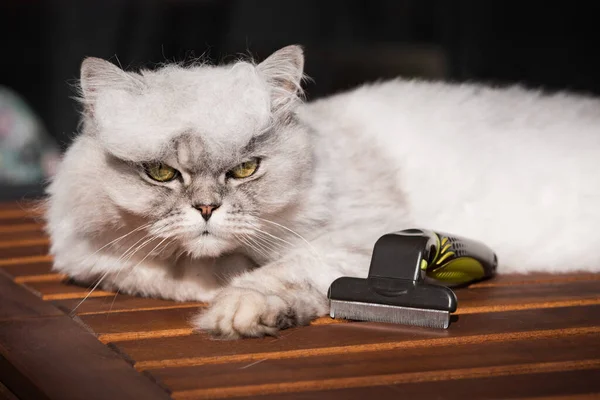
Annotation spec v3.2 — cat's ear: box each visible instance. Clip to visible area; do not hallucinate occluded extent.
[79,57,143,116]
[257,45,305,115]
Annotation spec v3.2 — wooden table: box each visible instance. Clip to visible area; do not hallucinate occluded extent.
[0,200,599,400]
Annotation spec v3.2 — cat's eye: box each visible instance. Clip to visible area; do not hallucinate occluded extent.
[145,163,178,182]
[228,158,260,179]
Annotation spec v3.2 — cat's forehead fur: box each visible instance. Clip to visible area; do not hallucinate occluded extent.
[94,62,272,162]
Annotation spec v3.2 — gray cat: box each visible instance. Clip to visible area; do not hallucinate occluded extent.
[45,45,600,339]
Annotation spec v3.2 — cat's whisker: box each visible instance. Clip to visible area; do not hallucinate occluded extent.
[235,234,264,257]
[255,218,311,246]
[106,237,181,315]
[235,233,271,260]
[248,233,279,257]
[73,224,177,314]
[69,269,113,315]
[250,230,289,256]
[107,288,121,316]
[248,224,296,247]
[76,221,154,267]
[116,232,158,264]
[108,235,182,315]
[251,232,284,253]
[129,236,173,271]
[119,227,186,265]
[117,222,185,264]
[255,217,324,263]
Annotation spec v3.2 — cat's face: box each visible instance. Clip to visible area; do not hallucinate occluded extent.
[76,45,312,258]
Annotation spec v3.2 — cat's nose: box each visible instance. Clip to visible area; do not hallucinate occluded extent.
[193,203,221,221]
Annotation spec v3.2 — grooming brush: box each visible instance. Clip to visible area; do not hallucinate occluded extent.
[328,228,497,329]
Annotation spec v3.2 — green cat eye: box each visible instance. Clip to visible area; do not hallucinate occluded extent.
[228,158,260,179]
[145,163,178,182]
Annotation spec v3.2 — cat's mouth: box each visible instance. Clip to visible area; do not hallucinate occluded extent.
[201,230,210,236]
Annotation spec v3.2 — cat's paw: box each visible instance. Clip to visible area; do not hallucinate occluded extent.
[192,287,298,339]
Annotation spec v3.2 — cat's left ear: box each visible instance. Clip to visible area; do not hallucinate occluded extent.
[79,57,144,118]
[257,45,305,115]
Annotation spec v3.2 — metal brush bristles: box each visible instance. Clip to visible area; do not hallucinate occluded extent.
[330,300,451,329]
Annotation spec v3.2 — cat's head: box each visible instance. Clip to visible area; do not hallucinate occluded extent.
[54,45,313,259]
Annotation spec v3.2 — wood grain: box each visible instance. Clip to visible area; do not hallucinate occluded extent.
[53,294,205,316]
[0,255,53,267]
[0,261,171,400]
[0,382,19,400]
[22,280,114,300]
[81,307,200,342]
[468,272,600,287]
[117,305,600,369]
[0,243,49,259]
[0,260,54,279]
[0,216,45,227]
[0,200,598,400]
[171,360,600,399]
[0,223,43,233]
[0,238,49,249]
[150,332,600,394]
[0,270,63,320]
[0,201,42,212]
[0,228,46,242]
[0,316,172,400]
[228,369,600,400]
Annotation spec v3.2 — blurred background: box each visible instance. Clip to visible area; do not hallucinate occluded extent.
[1,0,599,201]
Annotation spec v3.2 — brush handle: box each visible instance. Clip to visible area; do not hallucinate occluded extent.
[368,229,497,287]
[413,229,498,287]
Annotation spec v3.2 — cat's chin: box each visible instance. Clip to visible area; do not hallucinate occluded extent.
[185,234,236,258]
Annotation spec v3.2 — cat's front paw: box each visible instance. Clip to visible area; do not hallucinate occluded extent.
[192,287,298,339]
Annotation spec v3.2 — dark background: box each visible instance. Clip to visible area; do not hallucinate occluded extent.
[1,0,600,199]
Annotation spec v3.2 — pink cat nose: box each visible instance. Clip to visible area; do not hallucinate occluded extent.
[193,204,221,221]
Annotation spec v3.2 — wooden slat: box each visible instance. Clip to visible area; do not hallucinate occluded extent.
[0,257,63,284]
[172,361,600,399]
[14,274,66,284]
[455,280,600,313]
[51,274,598,317]
[0,223,43,233]
[0,238,48,249]
[0,255,53,267]
[67,277,594,346]
[469,272,600,287]
[115,305,600,370]
[0,244,49,260]
[81,307,200,342]
[0,199,598,400]
[0,217,44,227]
[0,270,63,320]
[87,286,597,344]
[0,201,42,212]
[0,318,173,400]
[149,332,600,395]
[227,369,600,400]
[54,294,205,316]
[0,204,44,219]
[0,229,46,242]
[84,312,339,343]
[514,395,600,400]
[0,381,19,400]
[19,280,113,300]
[0,261,54,279]
[0,265,172,400]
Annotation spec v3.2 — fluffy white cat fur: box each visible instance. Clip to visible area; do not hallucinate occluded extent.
[45,44,600,339]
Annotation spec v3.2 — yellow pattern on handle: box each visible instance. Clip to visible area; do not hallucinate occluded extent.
[427,257,486,284]
[426,233,486,285]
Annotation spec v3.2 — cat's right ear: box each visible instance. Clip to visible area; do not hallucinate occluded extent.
[79,57,142,117]
[257,45,306,117]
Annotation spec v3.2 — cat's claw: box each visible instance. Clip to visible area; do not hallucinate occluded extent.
[192,287,297,339]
